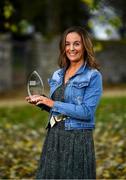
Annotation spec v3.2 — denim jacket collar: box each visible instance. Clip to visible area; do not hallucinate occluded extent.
[58,61,87,78]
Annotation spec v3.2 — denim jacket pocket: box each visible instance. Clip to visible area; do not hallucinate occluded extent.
[48,78,58,86]
[72,81,89,88]
[71,81,90,104]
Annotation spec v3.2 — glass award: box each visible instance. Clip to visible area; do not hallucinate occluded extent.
[27,71,44,96]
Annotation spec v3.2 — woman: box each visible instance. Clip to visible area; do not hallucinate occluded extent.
[26,26,102,179]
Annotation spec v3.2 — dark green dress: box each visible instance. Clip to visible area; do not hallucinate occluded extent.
[36,83,96,179]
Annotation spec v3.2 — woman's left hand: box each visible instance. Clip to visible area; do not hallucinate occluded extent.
[26,95,54,108]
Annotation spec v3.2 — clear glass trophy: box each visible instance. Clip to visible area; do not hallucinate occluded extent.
[27,71,44,96]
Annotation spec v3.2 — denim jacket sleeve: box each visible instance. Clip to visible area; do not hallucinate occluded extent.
[51,71,103,120]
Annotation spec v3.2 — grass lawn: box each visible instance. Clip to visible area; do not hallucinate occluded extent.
[0,96,126,179]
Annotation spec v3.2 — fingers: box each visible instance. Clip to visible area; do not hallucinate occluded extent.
[25,96,32,103]
[36,96,46,104]
[25,95,54,108]
[37,97,54,108]
[26,95,39,99]
[25,96,30,100]
[25,95,40,104]
[36,101,43,106]
[25,95,46,105]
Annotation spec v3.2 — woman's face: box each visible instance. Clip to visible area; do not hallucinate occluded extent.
[65,32,84,64]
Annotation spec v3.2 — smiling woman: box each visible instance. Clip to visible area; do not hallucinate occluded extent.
[64,32,84,83]
[65,32,84,62]
[26,26,103,179]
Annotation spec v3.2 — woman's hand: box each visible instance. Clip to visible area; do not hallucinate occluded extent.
[25,95,54,108]
[26,95,39,105]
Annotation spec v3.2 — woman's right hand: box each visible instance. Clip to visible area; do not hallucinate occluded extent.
[26,95,54,108]
[25,95,40,105]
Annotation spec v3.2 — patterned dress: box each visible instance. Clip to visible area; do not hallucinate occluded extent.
[36,83,96,179]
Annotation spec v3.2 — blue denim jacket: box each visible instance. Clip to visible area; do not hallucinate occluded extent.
[48,62,103,130]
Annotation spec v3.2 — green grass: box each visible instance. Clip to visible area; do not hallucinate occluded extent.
[96,96,126,126]
[0,105,48,129]
[0,96,126,128]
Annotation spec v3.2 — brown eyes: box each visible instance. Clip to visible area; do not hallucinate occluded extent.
[65,43,69,46]
[65,42,81,46]
[74,42,80,46]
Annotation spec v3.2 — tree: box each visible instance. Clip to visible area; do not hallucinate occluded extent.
[105,0,126,38]
[0,0,90,38]
[93,0,126,38]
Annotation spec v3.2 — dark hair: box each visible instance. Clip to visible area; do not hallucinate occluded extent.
[58,26,100,70]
